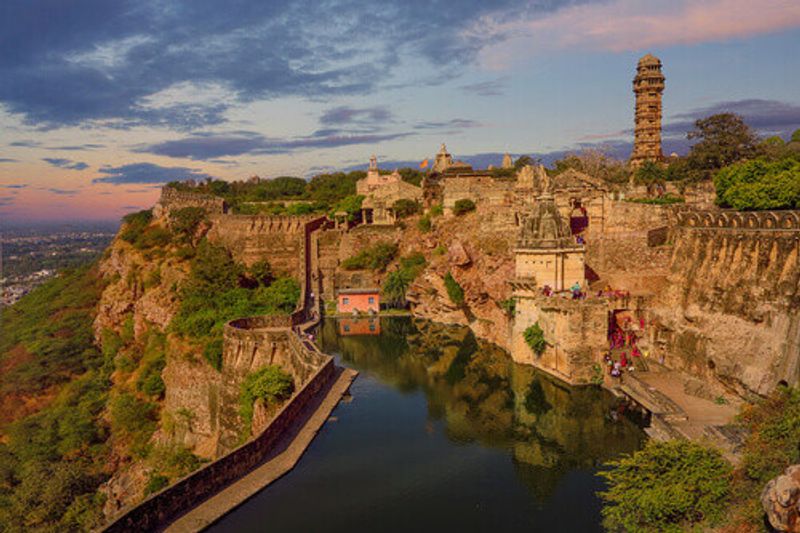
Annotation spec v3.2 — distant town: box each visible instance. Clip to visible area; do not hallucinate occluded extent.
[1,225,116,307]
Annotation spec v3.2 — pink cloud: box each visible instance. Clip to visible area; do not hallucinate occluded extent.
[475,0,800,68]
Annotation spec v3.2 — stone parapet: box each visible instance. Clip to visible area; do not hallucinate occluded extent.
[676,209,800,231]
[154,186,227,218]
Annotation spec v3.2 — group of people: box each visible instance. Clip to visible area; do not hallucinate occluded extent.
[605,311,649,380]
[539,283,587,300]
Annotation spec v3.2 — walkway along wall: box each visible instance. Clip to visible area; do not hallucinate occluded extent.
[104,216,338,532]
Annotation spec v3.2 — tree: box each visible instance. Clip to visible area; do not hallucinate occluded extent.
[391,198,420,218]
[599,440,732,532]
[634,160,666,185]
[514,155,534,170]
[248,260,273,287]
[686,113,760,180]
[714,158,800,210]
[382,269,412,307]
[792,129,800,144]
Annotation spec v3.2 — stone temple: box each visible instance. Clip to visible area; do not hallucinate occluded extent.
[630,53,665,167]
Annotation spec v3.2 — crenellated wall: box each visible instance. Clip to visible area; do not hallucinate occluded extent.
[650,209,800,396]
[153,186,227,218]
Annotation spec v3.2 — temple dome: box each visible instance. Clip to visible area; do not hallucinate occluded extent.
[518,194,578,249]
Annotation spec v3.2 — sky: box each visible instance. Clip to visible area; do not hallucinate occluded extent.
[0,0,799,223]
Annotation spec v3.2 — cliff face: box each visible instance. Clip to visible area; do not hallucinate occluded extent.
[651,212,800,396]
[401,206,516,350]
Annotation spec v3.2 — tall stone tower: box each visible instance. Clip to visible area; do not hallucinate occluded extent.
[630,53,665,166]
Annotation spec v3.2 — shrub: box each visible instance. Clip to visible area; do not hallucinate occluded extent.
[133,225,172,250]
[453,198,476,216]
[430,204,444,217]
[248,260,273,287]
[599,440,732,532]
[341,241,398,271]
[392,198,420,218]
[144,474,169,496]
[523,323,546,355]
[332,194,364,221]
[417,215,431,232]
[169,207,206,241]
[443,272,464,305]
[499,298,516,316]
[239,366,294,428]
[625,194,685,205]
[120,210,153,244]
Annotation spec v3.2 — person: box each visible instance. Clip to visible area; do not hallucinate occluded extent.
[620,352,628,368]
[611,362,622,379]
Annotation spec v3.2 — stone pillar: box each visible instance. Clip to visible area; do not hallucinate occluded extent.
[630,54,665,167]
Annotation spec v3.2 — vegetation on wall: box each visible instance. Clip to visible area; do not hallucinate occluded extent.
[599,440,732,532]
[452,198,476,216]
[171,240,300,370]
[523,323,546,355]
[238,366,295,431]
[341,241,399,271]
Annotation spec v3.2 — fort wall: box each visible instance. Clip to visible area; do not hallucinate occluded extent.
[441,175,515,214]
[153,186,227,218]
[650,209,800,396]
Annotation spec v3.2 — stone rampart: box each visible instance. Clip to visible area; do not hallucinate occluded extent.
[103,340,334,533]
[442,175,515,214]
[153,186,227,218]
[651,208,800,396]
[207,215,326,275]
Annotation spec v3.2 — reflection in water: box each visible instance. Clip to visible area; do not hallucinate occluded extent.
[211,317,646,532]
[322,317,645,503]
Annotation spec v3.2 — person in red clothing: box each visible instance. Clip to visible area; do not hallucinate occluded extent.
[620,352,628,368]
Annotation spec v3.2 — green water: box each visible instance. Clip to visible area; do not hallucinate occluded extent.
[210,317,645,532]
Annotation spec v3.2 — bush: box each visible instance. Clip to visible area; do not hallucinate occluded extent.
[626,194,685,205]
[144,474,169,496]
[599,440,732,532]
[239,366,294,428]
[430,204,444,217]
[443,272,464,305]
[523,323,546,355]
[332,194,364,221]
[392,198,420,218]
[453,198,476,216]
[341,241,398,271]
[169,207,206,242]
[120,210,153,244]
[417,215,431,232]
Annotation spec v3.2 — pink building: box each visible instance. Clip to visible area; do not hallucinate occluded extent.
[337,288,380,314]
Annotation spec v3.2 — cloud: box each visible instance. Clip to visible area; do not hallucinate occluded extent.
[47,188,80,195]
[0,196,15,206]
[476,0,800,67]
[48,143,106,151]
[0,158,17,163]
[415,118,482,130]
[42,157,90,170]
[0,1,577,129]
[666,99,800,137]
[0,184,27,189]
[92,162,214,184]
[319,106,392,126]
[459,78,507,96]
[135,130,413,160]
[9,140,40,147]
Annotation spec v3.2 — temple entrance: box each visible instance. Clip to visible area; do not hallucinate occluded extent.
[569,199,589,235]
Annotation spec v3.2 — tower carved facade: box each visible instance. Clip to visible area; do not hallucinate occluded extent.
[630,53,665,166]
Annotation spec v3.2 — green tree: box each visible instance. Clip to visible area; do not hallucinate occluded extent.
[514,155,534,170]
[248,260,274,287]
[599,440,732,532]
[169,207,206,242]
[382,270,412,307]
[714,158,800,210]
[332,194,364,221]
[792,129,800,144]
[686,113,760,180]
[392,198,420,218]
[635,160,666,185]
[397,167,424,186]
